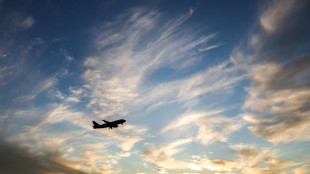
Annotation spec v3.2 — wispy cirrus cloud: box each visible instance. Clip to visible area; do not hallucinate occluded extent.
[198,44,221,52]
[231,0,310,144]
[82,7,235,116]
[157,110,244,145]
[136,60,245,112]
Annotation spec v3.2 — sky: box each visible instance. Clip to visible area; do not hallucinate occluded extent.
[0,0,310,173]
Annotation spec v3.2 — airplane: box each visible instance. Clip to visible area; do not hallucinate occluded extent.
[92,119,126,129]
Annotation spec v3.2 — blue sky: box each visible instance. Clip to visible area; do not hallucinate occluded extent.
[1,0,310,174]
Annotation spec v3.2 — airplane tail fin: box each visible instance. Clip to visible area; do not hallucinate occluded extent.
[92,121,99,128]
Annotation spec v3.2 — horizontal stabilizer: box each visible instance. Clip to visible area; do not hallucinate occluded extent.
[102,120,110,124]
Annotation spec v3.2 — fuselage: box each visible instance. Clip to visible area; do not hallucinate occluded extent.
[93,119,126,129]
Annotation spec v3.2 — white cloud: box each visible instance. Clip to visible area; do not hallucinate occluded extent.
[198,44,221,52]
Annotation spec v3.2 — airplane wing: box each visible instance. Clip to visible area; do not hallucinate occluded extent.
[93,119,125,129]
[93,121,110,129]
[99,124,109,128]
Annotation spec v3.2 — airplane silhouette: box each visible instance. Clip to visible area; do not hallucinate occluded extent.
[92,119,126,129]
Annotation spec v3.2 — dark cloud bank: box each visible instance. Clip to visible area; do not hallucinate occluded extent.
[232,0,310,143]
[0,137,86,174]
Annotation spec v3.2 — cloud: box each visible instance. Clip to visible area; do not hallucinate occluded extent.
[158,110,222,134]
[293,166,309,174]
[158,110,244,145]
[8,14,35,29]
[50,37,68,43]
[241,56,310,144]
[191,144,299,173]
[104,123,149,151]
[74,143,124,174]
[195,116,244,145]
[0,136,86,174]
[60,48,74,62]
[142,138,193,170]
[260,0,297,32]
[65,55,74,62]
[141,140,298,173]
[249,56,310,91]
[231,0,310,144]
[0,50,7,58]
[156,168,168,174]
[18,16,35,28]
[198,44,221,52]
[48,90,65,100]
